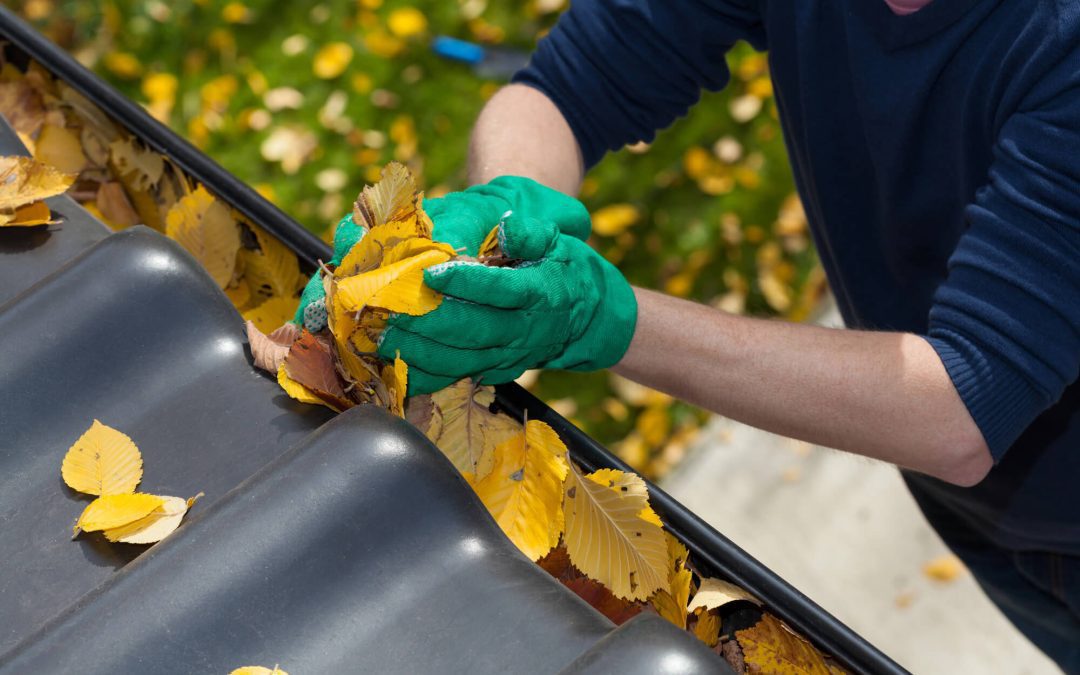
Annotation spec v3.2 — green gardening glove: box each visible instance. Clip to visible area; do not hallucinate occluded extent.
[293,176,590,331]
[377,212,638,395]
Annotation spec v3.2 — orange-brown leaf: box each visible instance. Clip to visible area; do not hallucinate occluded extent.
[737,614,841,675]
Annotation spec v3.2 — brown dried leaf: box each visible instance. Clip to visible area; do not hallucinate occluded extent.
[95,181,140,229]
[283,330,353,411]
[0,66,45,136]
[404,394,436,434]
[562,577,648,626]
[246,320,300,373]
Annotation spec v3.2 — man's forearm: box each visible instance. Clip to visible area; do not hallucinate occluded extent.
[468,84,584,195]
[466,85,992,487]
[614,288,992,486]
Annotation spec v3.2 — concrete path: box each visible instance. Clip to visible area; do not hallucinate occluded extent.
[661,401,1060,674]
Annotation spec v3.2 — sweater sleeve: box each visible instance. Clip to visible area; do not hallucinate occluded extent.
[925,79,1080,459]
[512,0,765,168]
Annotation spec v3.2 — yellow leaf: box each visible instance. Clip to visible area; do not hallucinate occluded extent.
[428,379,521,480]
[335,232,385,278]
[313,42,354,80]
[61,419,143,496]
[75,493,165,535]
[473,420,569,561]
[692,609,721,648]
[478,224,502,259]
[242,296,299,334]
[381,236,456,266]
[335,248,449,315]
[34,124,86,175]
[563,466,669,601]
[225,281,252,309]
[689,577,762,612]
[141,72,178,104]
[737,614,837,675]
[650,566,692,629]
[922,554,965,583]
[381,356,408,417]
[0,155,75,214]
[636,404,671,447]
[165,185,241,288]
[591,203,640,237]
[102,494,199,544]
[276,363,336,410]
[1,200,55,227]
[108,137,164,192]
[241,223,303,302]
[103,51,142,79]
[230,667,288,675]
[639,504,663,527]
[666,531,689,575]
[352,161,417,230]
[387,7,428,38]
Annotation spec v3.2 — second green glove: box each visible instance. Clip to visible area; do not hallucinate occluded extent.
[378,212,638,395]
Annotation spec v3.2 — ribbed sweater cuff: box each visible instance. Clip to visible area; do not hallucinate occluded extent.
[925,334,1047,460]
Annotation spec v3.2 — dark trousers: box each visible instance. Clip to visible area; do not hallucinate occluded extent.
[908,484,1080,673]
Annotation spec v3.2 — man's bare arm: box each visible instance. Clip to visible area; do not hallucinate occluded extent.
[616,289,991,486]
[468,84,992,487]
[468,84,584,194]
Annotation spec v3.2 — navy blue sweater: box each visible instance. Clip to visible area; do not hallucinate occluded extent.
[515,0,1080,553]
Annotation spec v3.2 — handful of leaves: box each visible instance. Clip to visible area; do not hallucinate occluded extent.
[246,163,451,417]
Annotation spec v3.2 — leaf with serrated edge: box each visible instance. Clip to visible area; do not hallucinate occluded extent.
[165,185,241,288]
[246,320,299,373]
[353,161,416,230]
[75,493,165,535]
[562,466,669,601]
[380,356,408,417]
[62,420,143,496]
[102,494,199,544]
[429,379,520,480]
[335,248,450,315]
[692,609,721,648]
[243,296,299,334]
[688,577,762,612]
[0,155,75,215]
[241,223,303,301]
[277,363,337,411]
[473,420,569,561]
[737,614,836,675]
[651,566,692,629]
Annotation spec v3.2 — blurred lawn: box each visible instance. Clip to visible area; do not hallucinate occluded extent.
[17,0,823,479]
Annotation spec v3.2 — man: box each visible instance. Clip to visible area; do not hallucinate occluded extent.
[300,1,1079,668]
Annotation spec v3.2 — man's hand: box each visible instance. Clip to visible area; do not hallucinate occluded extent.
[292,175,590,332]
[376,212,638,395]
